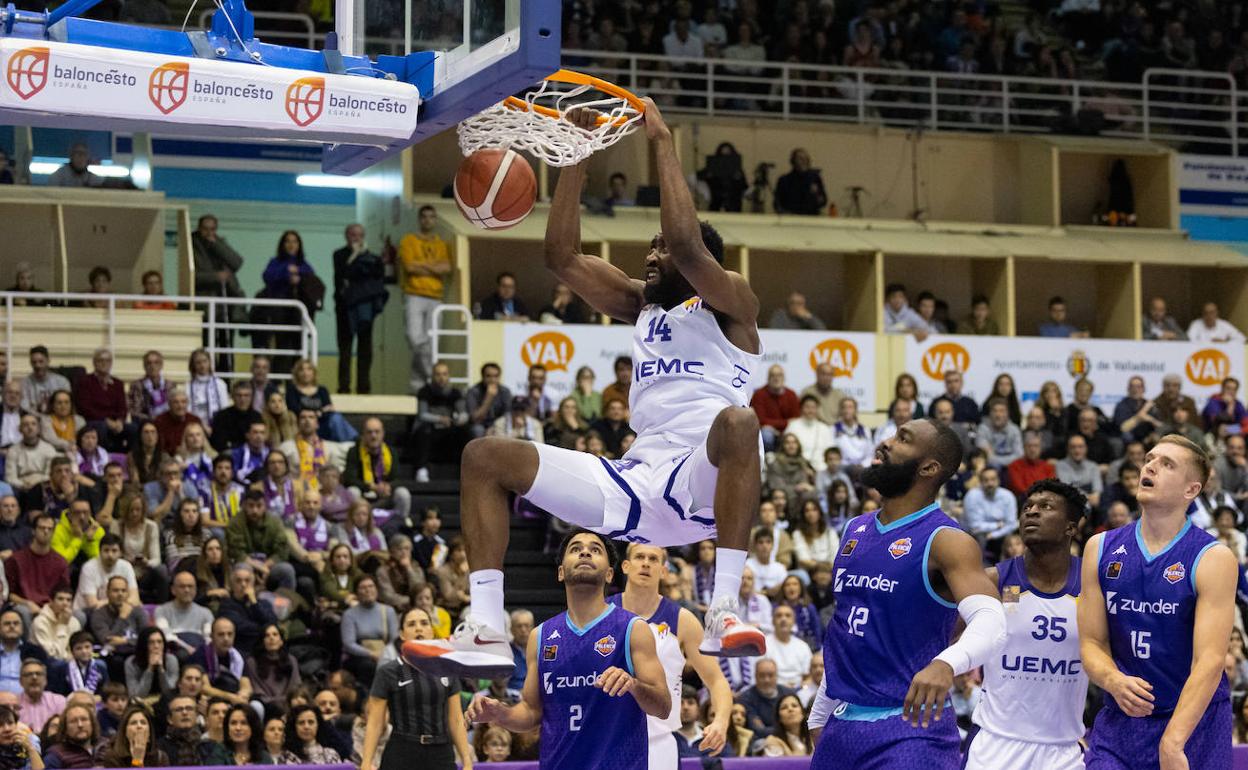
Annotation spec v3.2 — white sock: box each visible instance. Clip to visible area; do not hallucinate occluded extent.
[712,548,748,609]
[468,569,507,634]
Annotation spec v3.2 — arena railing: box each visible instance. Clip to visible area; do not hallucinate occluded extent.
[173,16,1245,155]
[0,291,318,381]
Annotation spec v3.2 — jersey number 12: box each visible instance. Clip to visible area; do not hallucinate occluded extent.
[847,606,869,637]
[645,314,673,343]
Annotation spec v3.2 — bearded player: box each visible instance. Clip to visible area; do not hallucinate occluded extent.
[406,98,765,678]
[465,530,670,769]
[1079,435,1236,770]
[807,418,1006,768]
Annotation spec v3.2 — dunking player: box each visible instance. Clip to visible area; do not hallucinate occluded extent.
[465,530,670,769]
[807,418,1006,768]
[610,544,734,765]
[965,479,1089,770]
[1079,435,1236,769]
[406,99,765,677]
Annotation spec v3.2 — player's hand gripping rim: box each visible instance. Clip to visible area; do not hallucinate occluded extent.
[1108,671,1155,718]
[902,660,954,728]
[595,666,636,697]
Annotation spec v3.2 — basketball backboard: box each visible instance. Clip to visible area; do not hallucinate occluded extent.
[0,0,558,174]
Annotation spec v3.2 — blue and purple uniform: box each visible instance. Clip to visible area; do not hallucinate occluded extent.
[1085,520,1232,770]
[812,502,961,769]
[536,603,650,769]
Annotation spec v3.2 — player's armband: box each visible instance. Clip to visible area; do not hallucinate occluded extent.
[933,594,1007,676]
[806,674,833,730]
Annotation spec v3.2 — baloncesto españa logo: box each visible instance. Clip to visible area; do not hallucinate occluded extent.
[6,47,49,100]
[148,62,189,114]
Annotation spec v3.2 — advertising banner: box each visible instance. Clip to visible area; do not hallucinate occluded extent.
[904,334,1244,415]
[501,325,878,411]
[0,39,418,144]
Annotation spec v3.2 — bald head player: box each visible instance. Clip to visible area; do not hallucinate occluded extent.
[807,418,1006,769]
[1079,435,1236,770]
[610,543,733,765]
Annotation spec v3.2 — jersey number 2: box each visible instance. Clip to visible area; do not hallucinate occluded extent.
[569,704,583,732]
[645,314,673,343]
[847,606,869,637]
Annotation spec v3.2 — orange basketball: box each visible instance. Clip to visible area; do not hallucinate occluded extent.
[453,148,537,230]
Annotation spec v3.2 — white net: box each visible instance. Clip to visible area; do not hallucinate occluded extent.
[457,77,644,167]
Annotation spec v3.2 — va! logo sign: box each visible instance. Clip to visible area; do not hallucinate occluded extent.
[285,77,324,126]
[6,46,49,101]
[1185,348,1231,387]
[808,338,859,378]
[521,331,575,372]
[148,62,188,115]
[921,342,971,380]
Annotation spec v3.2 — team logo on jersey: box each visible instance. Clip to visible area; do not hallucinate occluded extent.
[888,537,912,559]
[594,635,617,657]
[854,525,866,533]
[1105,561,1123,580]
[680,297,703,313]
[653,622,670,639]
[542,644,558,661]
[548,629,560,640]
[840,539,858,557]
[1113,545,1128,556]
[1163,561,1186,584]
[1002,585,1020,603]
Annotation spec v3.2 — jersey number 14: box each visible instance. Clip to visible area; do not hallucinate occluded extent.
[645,315,673,343]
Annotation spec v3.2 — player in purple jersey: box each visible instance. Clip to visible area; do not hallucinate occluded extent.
[466,530,671,770]
[1079,435,1237,770]
[807,418,1006,769]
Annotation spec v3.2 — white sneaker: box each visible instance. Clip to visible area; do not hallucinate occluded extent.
[401,618,515,679]
[415,467,430,483]
[699,596,766,658]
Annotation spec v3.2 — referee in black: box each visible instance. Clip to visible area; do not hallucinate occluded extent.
[361,606,474,770]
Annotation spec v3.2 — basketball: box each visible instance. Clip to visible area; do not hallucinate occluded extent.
[454,148,537,230]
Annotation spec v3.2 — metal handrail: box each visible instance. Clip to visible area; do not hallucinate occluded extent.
[0,291,318,381]
[430,304,472,390]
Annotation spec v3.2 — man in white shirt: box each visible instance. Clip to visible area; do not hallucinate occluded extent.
[738,568,773,635]
[787,396,835,471]
[763,605,812,690]
[832,397,873,468]
[1187,301,1246,344]
[744,529,786,600]
[0,382,24,451]
[73,534,139,613]
[663,18,704,59]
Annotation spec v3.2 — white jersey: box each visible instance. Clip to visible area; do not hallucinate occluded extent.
[611,594,685,733]
[972,556,1088,745]
[629,299,761,445]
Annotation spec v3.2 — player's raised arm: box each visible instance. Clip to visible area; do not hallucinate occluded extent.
[643,98,759,327]
[543,110,645,324]
[1077,533,1155,718]
[466,626,544,731]
[677,607,732,756]
[1159,543,1237,768]
[904,527,1006,728]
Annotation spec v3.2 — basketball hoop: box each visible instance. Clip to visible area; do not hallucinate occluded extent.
[457,69,646,167]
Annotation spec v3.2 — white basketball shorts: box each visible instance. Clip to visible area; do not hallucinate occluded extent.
[522,432,722,547]
[964,728,1084,770]
[649,730,678,769]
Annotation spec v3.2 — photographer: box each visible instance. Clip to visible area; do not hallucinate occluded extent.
[699,143,749,212]
[774,148,828,216]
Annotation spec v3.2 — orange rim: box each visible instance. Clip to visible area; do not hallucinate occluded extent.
[503,69,646,127]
